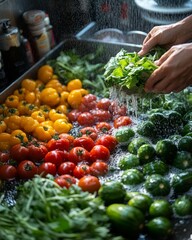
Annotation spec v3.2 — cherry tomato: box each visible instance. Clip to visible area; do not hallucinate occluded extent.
[17,160,38,179]
[38,162,57,177]
[96,98,111,110]
[81,94,97,110]
[90,161,108,177]
[0,165,17,180]
[77,112,95,126]
[0,151,10,163]
[27,142,48,163]
[10,143,29,163]
[57,161,76,175]
[91,109,112,122]
[79,127,98,141]
[96,122,112,133]
[89,145,110,163]
[59,174,76,185]
[68,147,90,164]
[67,109,81,122]
[78,175,101,193]
[73,136,95,151]
[44,150,63,167]
[73,164,90,179]
[54,176,71,188]
[47,138,70,151]
[113,116,132,128]
[95,134,118,152]
[59,133,74,147]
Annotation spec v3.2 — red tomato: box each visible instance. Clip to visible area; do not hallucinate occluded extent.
[54,176,71,188]
[113,116,132,128]
[73,136,95,151]
[77,112,95,126]
[68,147,90,164]
[47,138,70,151]
[91,109,112,123]
[59,133,74,147]
[10,143,29,163]
[81,94,97,110]
[17,160,38,179]
[95,134,118,152]
[78,103,89,112]
[96,98,111,110]
[78,175,101,193]
[38,162,57,177]
[44,150,63,167]
[57,161,76,175]
[27,142,48,163]
[0,165,17,180]
[79,127,98,141]
[57,150,69,162]
[109,101,127,117]
[0,151,10,163]
[67,109,81,122]
[96,122,112,133]
[73,164,90,179]
[89,145,110,163]
[90,161,108,177]
[59,174,76,185]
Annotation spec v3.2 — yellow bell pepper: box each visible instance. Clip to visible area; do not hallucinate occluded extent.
[10,129,28,146]
[67,79,82,92]
[5,95,19,108]
[67,89,82,109]
[21,79,36,91]
[56,104,68,114]
[4,107,20,117]
[59,91,69,105]
[17,100,28,115]
[0,120,7,133]
[48,109,68,122]
[25,91,36,104]
[33,125,55,141]
[53,119,72,134]
[25,103,39,115]
[0,104,7,114]
[20,116,39,133]
[45,79,63,93]
[40,87,60,107]
[31,110,45,123]
[0,133,11,151]
[5,115,21,130]
[39,105,51,119]
[13,88,26,101]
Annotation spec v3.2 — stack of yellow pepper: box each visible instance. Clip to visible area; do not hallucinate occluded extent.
[0,64,89,151]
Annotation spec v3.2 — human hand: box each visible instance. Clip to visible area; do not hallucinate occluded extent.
[144,43,192,93]
[139,15,192,56]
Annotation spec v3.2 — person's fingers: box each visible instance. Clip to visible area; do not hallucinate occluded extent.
[156,50,173,65]
[144,68,166,92]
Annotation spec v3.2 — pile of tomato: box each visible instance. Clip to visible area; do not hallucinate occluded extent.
[0,64,134,193]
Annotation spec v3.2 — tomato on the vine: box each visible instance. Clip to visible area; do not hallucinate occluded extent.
[38,162,57,177]
[77,112,95,126]
[73,136,95,151]
[96,98,111,111]
[27,141,48,163]
[57,161,76,175]
[44,150,64,167]
[89,145,110,162]
[10,143,29,163]
[73,164,91,179]
[78,175,101,193]
[90,161,108,176]
[68,147,90,164]
[17,160,38,179]
[79,127,98,141]
[95,134,118,152]
[47,138,70,151]
[0,165,17,180]
[96,122,112,133]
[113,116,132,128]
[91,109,112,123]
[0,151,10,163]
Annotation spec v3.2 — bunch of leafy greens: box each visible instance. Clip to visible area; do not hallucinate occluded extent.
[48,50,108,97]
[0,176,124,240]
[103,47,165,95]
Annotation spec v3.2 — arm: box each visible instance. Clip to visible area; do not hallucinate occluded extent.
[139,15,192,56]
